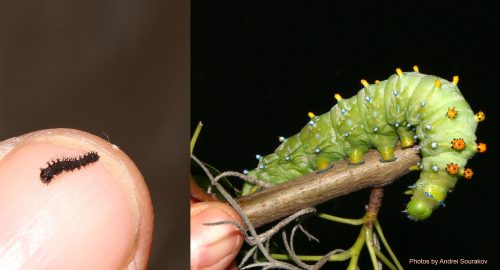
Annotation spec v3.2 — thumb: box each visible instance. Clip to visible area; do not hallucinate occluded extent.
[191,202,243,270]
[0,129,153,269]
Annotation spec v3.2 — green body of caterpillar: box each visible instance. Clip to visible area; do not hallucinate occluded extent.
[242,68,483,221]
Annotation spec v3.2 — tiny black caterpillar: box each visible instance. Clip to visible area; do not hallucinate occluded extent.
[40,151,100,184]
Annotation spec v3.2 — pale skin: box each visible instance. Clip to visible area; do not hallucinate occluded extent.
[190,200,244,270]
[0,129,153,269]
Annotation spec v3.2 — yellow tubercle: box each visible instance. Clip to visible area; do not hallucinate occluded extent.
[378,146,396,162]
[400,136,415,148]
[348,149,365,165]
[396,68,403,76]
[452,76,459,85]
[475,111,485,122]
[446,107,458,119]
[334,93,342,101]
[250,185,260,194]
[408,164,421,171]
[374,80,380,84]
[434,79,441,89]
[308,112,316,118]
[360,79,369,87]
[413,65,419,72]
[315,157,332,172]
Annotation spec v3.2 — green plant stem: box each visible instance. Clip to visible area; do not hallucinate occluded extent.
[190,121,203,154]
[346,226,366,270]
[375,220,404,270]
[271,250,352,262]
[270,216,404,270]
[375,248,397,270]
[317,213,364,225]
[365,226,380,270]
[268,188,404,270]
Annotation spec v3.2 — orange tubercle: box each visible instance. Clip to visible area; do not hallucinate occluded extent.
[475,143,487,153]
[451,138,466,151]
[462,168,474,180]
[446,163,459,175]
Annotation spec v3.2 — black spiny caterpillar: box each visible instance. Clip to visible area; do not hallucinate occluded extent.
[40,151,100,184]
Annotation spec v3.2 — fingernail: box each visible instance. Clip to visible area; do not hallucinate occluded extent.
[191,205,242,268]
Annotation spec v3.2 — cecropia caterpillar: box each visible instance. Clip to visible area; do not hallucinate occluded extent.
[242,66,486,221]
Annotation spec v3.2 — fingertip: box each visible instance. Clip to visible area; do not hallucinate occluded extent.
[191,202,243,270]
[0,129,153,269]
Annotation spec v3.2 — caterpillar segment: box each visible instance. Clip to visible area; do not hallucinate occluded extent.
[242,67,484,221]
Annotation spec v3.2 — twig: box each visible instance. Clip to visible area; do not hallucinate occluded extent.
[239,145,420,227]
[282,228,312,269]
[364,187,384,227]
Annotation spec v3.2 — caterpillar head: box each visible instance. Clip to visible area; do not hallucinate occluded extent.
[406,177,449,221]
[406,199,432,220]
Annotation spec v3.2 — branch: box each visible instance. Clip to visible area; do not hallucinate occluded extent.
[364,187,384,227]
[238,145,420,228]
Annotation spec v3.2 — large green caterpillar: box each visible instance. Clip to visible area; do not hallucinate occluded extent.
[242,66,486,221]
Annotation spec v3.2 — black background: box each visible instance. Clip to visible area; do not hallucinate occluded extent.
[192,1,499,269]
